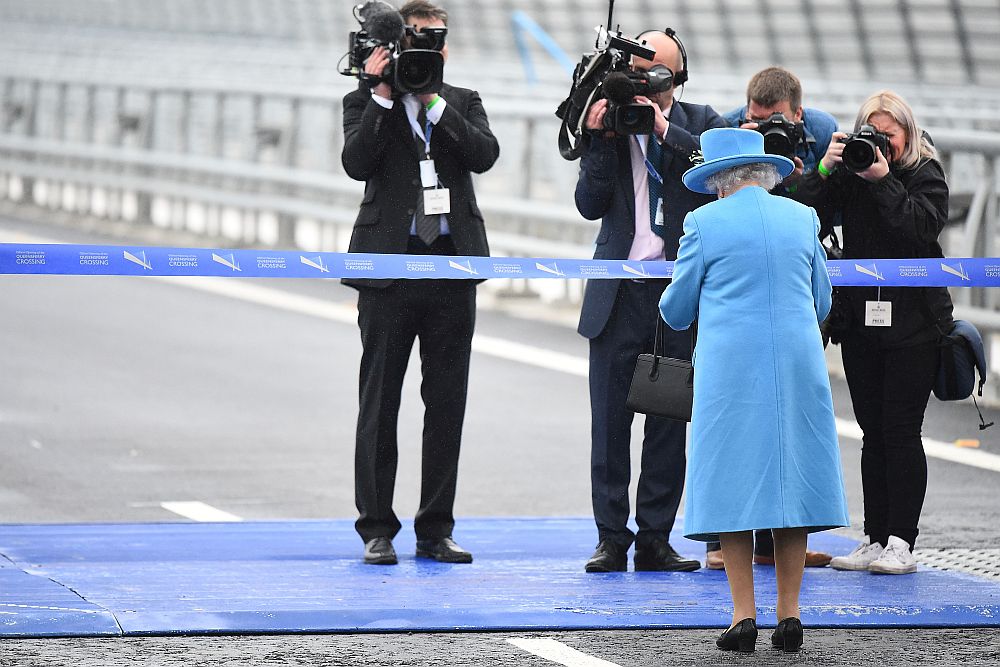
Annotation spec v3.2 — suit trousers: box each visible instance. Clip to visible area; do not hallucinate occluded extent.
[589,279,690,549]
[354,236,476,543]
[841,334,938,549]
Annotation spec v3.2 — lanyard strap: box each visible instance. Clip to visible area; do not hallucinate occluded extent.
[634,135,663,184]
[423,118,432,159]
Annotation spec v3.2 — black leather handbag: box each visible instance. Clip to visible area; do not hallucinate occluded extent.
[625,317,694,422]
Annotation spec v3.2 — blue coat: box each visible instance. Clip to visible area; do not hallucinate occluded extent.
[659,186,849,541]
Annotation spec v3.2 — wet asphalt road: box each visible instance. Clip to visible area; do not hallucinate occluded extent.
[1,214,999,665]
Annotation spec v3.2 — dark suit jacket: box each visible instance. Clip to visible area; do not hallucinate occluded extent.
[576,101,726,338]
[341,82,500,288]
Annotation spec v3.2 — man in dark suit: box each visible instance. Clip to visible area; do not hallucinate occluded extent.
[575,29,726,572]
[340,0,499,565]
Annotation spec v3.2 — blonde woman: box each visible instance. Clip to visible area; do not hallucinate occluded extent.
[795,90,953,575]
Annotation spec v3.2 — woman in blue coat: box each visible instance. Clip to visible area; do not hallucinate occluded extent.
[659,128,849,653]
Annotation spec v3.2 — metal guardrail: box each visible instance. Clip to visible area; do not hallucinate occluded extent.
[2,73,1000,387]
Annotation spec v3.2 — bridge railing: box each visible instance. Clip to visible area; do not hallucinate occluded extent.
[2,73,1000,389]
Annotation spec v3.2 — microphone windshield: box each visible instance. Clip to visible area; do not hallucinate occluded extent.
[361,2,405,44]
[603,72,636,105]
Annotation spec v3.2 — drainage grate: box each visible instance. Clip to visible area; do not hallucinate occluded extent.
[916,548,1000,579]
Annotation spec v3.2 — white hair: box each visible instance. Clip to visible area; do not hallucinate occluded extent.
[704,162,783,196]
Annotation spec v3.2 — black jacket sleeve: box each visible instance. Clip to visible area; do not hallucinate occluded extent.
[341,90,393,182]
[795,170,846,239]
[574,135,621,221]
[430,91,500,174]
[867,158,949,246]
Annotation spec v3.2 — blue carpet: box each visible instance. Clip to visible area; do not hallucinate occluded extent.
[1,518,998,637]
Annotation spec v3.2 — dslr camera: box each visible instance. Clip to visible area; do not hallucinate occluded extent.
[556,28,675,160]
[840,124,890,172]
[745,113,804,160]
[340,1,445,95]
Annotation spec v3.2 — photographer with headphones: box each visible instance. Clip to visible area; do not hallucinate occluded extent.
[576,28,726,573]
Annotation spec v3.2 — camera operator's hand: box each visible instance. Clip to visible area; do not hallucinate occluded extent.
[819,131,847,176]
[635,96,668,140]
[784,156,805,185]
[584,99,609,132]
[365,47,393,101]
[738,121,759,130]
[857,147,890,183]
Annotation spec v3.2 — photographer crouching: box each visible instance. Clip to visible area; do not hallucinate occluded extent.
[573,28,726,573]
[340,0,499,566]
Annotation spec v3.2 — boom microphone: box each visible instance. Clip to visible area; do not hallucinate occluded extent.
[603,72,636,105]
[360,2,405,44]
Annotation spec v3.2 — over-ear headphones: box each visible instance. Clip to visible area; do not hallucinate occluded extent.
[635,27,689,87]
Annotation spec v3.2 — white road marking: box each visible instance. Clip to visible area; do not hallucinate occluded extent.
[5,230,1000,474]
[507,638,622,667]
[155,276,593,376]
[119,277,1000,475]
[160,501,243,522]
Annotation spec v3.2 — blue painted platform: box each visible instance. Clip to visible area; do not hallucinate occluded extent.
[1,518,998,637]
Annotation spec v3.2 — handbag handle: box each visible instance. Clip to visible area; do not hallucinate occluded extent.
[650,317,697,382]
[653,316,696,359]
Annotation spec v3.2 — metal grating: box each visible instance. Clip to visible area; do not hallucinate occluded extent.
[916,548,1000,579]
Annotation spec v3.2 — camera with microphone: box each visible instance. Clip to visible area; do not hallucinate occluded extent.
[340,1,445,95]
[556,27,677,159]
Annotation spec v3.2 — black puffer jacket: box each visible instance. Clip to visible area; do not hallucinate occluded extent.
[796,157,953,348]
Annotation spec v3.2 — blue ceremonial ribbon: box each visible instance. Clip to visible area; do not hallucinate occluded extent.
[1,243,998,287]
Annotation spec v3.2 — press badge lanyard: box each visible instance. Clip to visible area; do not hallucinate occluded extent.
[410,104,450,215]
[866,286,892,327]
[634,135,663,185]
[634,135,665,228]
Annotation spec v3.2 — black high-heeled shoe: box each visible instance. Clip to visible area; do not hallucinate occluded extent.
[716,618,757,652]
[771,617,803,652]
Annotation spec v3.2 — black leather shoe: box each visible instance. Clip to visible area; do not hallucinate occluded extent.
[363,536,397,565]
[634,538,701,572]
[416,536,473,563]
[585,539,627,572]
[716,618,757,653]
[771,617,803,653]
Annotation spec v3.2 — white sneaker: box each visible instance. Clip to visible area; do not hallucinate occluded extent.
[868,535,917,574]
[830,538,884,571]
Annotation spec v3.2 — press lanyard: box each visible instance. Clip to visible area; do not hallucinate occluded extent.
[406,101,433,158]
[422,118,432,158]
[634,135,663,184]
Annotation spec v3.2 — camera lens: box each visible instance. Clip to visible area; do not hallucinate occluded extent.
[611,104,654,135]
[394,50,444,94]
[620,107,643,129]
[842,138,876,172]
[762,129,794,159]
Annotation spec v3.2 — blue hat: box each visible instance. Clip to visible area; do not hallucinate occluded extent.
[682,128,795,194]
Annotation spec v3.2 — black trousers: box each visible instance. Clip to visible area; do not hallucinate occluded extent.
[841,334,938,549]
[589,279,689,549]
[354,236,476,543]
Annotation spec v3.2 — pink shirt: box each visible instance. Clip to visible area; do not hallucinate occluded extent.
[627,133,666,261]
